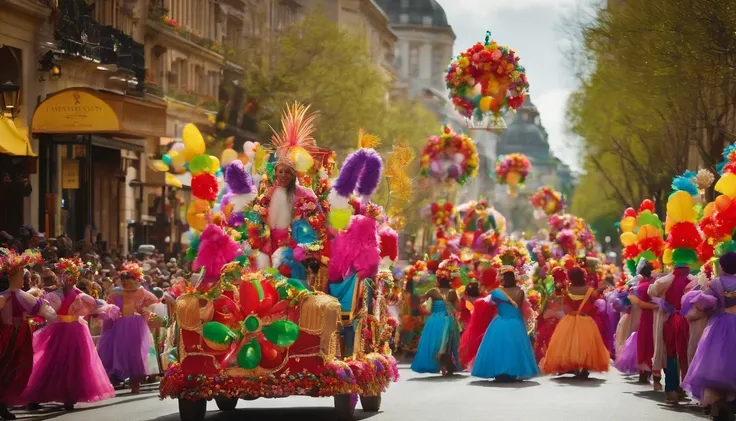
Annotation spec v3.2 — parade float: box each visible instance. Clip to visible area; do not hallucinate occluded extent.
[158,104,399,421]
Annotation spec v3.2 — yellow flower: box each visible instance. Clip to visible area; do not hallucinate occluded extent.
[458,57,470,68]
[208,114,216,125]
[216,121,226,130]
[510,71,521,82]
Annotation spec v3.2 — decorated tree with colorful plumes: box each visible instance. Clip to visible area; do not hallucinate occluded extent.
[495,153,531,196]
[446,31,529,121]
[662,172,702,270]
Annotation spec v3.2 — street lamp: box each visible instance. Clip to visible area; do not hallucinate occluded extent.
[0,80,20,119]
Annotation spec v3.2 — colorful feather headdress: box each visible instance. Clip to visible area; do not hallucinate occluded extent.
[56,257,85,282]
[499,265,516,275]
[269,102,321,173]
[0,248,42,275]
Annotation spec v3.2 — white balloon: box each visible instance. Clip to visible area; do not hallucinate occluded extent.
[453,153,465,164]
[243,141,255,153]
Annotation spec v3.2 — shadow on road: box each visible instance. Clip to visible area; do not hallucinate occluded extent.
[549,376,606,387]
[468,380,540,389]
[627,390,708,419]
[147,406,381,421]
[20,394,160,421]
[407,374,468,382]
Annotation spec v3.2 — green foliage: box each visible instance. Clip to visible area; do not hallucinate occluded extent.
[567,0,736,218]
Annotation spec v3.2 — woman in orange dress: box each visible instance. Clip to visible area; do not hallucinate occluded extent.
[542,267,610,377]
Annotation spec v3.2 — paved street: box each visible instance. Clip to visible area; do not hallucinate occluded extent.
[16,364,706,421]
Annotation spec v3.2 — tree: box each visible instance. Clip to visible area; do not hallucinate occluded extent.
[566,0,736,221]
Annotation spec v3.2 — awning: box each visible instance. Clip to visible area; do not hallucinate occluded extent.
[31,88,166,138]
[0,115,36,157]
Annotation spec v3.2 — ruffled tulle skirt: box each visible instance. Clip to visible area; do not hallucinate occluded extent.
[411,312,460,374]
[542,314,610,374]
[0,323,33,405]
[458,299,496,368]
[21,320,115,404]
[682,313,736,404]
[614,331,639,374]
[97,315,153,380]
[472,315,539,379]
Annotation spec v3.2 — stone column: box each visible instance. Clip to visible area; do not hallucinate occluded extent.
[419,42,432,82]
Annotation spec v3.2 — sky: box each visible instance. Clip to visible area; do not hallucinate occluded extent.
[441,0,598,172]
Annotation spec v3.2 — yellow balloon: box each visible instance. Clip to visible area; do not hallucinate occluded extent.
[637,225,659,241]
[506,171,522,187]
[479,96,493,113]
[663,248,673,265]
[221,148,238,166]
[186,199,210,232]
[169,150,187,174]
[152,160,170,172]
[666,191,695,223]
[716,173,736,198]
[289,146,314,173]
[620,232,637,247]
[254,146,268,173]
[182,123,206,161]
[620,216,637,233]
[703,201,716,218]
[209,155,220,174]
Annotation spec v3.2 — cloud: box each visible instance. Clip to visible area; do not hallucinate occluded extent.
[446,0,579,15]
[533,89,581,172]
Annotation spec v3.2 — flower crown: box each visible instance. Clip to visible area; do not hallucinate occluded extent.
[499,265,515,275]
[120,262,144,281]
[56,257,85,281]
[0,248,43,275]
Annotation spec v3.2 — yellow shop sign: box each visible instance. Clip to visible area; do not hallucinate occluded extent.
[32,88,120,134]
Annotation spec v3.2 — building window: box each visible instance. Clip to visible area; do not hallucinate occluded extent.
[399,13,409,23]
[409,47,419,78]
[422,16,432,25]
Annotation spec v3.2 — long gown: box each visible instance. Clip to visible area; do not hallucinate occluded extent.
[472,289,539,379]
[97,286,158,381]
[21,288,115,404]
[682,275,736,405]
[542,288,610,374]
[0,289,55,406]
[459,297,496,367]
[534,295,563,364]
[411,291,460,374]
[632,280,656,372]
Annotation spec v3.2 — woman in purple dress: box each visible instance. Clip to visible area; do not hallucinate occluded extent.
[682,252,736,421]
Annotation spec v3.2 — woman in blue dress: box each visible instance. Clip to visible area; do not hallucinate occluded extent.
[411,275,461,376]
[472,267,540,381]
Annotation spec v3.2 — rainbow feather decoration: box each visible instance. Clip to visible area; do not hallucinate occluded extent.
[268,102,321,172]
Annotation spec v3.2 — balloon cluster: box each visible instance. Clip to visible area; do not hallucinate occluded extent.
[548,214,597,256]
[663,174,702,267]
[530,187,564,216]
[495,153,531,196]
[446,31,529,120]
[419,126,478,185]
[619,200,665,271]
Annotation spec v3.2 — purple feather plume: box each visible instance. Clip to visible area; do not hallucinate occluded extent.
[357,151,382,196]
[224,160,254,195]
[333,149,367,197]
[228,212,245,227]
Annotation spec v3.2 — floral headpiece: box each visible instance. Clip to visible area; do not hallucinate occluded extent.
[120,262,144,282]
[269,102,321,174]
[499,265,515,275]
[0,248,43,275]
[56,257,85,282]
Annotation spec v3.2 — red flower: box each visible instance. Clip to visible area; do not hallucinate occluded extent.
[192,173,218,201]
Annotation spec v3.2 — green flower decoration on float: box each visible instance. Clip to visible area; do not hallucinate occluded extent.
[202,274,303,370]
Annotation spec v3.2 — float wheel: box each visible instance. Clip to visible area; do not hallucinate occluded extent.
[334,394,356,421]
[214,396,239,411]
[178,398,206,421]
[360,394,381,412]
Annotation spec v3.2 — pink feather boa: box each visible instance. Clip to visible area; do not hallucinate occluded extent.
[328,215,380,282]
[193,224,241,284]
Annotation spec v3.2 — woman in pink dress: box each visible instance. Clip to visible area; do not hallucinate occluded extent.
[630,261,662,390]
[97,262,158,394]
[0,249,56,420]
[22,257,115,410]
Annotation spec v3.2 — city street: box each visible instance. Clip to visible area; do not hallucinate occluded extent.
[16,364,706,421]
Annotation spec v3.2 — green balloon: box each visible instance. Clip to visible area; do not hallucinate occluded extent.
[262,320,299,348]
[244,315,260,332]
[237,339,262,369]
[190,154,212,174]
[672,248,698,265]
[202,322,237,345]
[637,250,657,262]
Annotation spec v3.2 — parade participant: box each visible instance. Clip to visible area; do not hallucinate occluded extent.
[0,249,56,420]
[648,263,693,404]
[682,252,736,421]
[411,261,461,376]
[534,267,566,364]
[458,291,496,368]
[459,281,483,331]
[542,267,609,377]
[21,257,115,411]
[629,261,662,389]
[471,267,539,381]
[97,262,159,394]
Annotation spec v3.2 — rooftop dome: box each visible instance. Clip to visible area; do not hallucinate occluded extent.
[375,0,451,27]
[497,96,553,163]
